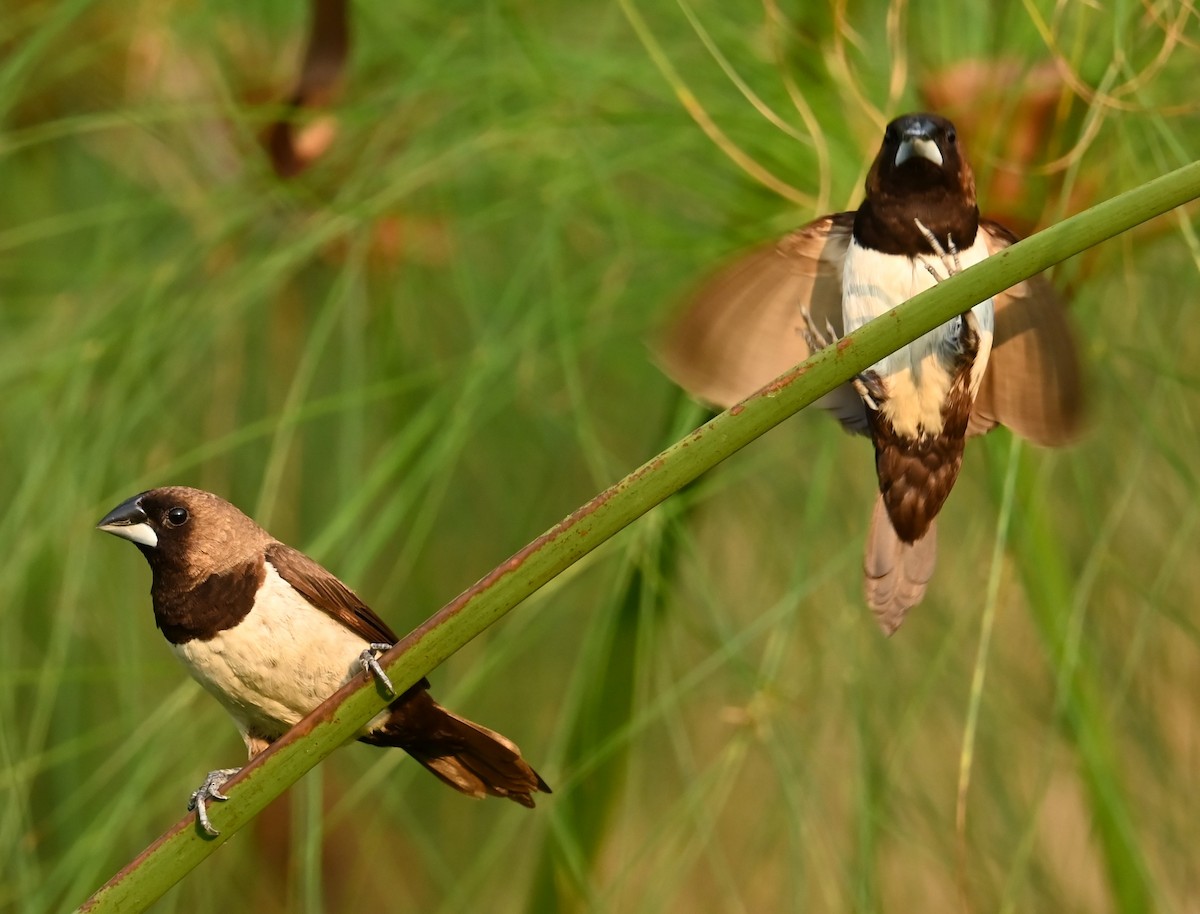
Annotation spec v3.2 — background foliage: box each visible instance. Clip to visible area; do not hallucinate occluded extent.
[2,1,1198,911]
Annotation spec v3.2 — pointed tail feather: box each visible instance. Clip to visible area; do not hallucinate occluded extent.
[362,689,550,807]
[863,495,938,635]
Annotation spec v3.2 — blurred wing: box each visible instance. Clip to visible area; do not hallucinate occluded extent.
[969,219,1085,445]
[657,212,867,432]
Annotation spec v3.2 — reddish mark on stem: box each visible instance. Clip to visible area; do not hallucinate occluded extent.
[761,366,803,397]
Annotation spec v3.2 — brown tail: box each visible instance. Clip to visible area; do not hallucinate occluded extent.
[863,495,938,635]
[361,686,550,808]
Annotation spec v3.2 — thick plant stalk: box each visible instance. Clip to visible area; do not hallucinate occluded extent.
[75,159,1200,913]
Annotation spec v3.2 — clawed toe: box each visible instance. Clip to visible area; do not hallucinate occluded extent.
[853,370,887,411]
[801,310,840,352]
[914,217,961,283]
[188,767,241,837]
[360,643,395,697]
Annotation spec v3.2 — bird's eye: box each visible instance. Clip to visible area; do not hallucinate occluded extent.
[946,128,957,144]
[885,125,899,144]
[166,507,189,527]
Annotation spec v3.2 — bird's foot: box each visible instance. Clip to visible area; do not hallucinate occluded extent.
[188,767,241,836]
[853,370,887,411]
[915,217,980,355]
[805,311,886,410]
[913,218,961,282]
[801,310,840,352]
[800,287,897,412]
[360,643,395,697]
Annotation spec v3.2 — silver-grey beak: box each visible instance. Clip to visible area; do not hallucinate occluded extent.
[97,495,158,548]
[895,135,943,168]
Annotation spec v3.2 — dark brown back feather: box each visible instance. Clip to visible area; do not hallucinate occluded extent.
[265,541,399,645]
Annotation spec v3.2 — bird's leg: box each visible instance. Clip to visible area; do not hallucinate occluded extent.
[360,642,396,697]
[853,370,887,411]
[800,309,840,352]
[914,217,981,355]
[958,309,981,359]
[803,310,884,409]
[188,767,241,837]
[913,218,961,283]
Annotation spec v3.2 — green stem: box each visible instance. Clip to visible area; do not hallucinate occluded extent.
[75,159,1200,913]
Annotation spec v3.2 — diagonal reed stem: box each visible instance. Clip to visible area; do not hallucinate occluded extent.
[76,159,1200,913]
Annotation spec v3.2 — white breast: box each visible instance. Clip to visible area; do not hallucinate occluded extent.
[841,235,994,438]
[171,563,384,752]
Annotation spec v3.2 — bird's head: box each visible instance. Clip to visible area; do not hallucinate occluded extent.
[868,113,976,205]
[97,486,269,582]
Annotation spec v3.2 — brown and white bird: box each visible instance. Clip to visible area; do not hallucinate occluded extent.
[660,113,1082,634]
[97,486,549,835]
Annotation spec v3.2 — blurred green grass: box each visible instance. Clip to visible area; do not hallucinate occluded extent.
[2,1,1199,911]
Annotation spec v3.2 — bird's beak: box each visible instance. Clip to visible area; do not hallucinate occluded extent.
[97,496,158,548]
[895,135,943,168]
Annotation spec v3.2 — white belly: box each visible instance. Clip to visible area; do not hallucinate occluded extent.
[171,563,382,749]
[842,236,994,438]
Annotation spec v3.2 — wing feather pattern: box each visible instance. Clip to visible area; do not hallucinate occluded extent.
[658,212,867,432]
[969,220,1085,444]
[265,541,400,646]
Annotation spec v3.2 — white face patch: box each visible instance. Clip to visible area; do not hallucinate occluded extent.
[98,521,158,548]
[896,136,942,168]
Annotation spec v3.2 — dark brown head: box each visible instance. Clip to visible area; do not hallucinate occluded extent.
[97,486,272,591]
[98,486,275,642]
[856,113,979,254]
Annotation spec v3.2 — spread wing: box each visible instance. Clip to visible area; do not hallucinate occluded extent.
[969,220,1085,444]
[657,212,867,433]
[265,541,400,645]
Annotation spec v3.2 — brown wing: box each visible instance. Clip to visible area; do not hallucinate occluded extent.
[969,220,1085,444]
[265,541,399,645]
[657,212,867,432]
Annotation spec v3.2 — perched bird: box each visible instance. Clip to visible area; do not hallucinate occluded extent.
[660,112,1082,634]
[97,486,549,835]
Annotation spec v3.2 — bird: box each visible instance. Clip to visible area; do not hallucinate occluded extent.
[659,112,1083,635]
[97,486,549,835]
